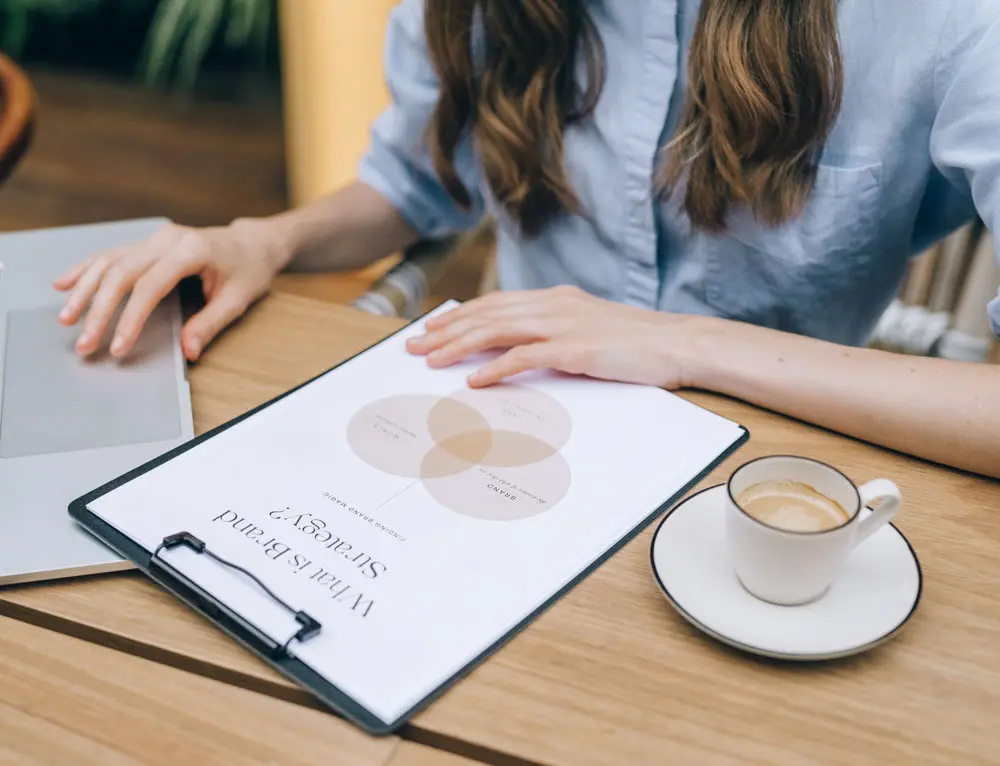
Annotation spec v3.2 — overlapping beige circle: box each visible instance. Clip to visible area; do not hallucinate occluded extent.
[440,384,572,451]
[346,394,489,478]
[347,385,573,520]
[423,445,571,521]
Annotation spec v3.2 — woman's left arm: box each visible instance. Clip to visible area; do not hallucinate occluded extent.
[686,317,1000,479]
[406,287,1000,479]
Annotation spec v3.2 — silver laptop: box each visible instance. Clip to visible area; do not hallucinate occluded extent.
[0,218,194,584]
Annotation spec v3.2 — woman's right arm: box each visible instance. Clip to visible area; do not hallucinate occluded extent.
[271,180,420,273]
[54,180,419,362]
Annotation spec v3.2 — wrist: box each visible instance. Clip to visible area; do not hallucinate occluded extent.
[675,314,743,391]
[231,214,300,275]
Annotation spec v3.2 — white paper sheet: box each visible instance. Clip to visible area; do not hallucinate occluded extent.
[88,301,746,724]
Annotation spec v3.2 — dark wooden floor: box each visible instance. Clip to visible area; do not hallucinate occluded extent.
[0,67,489,308]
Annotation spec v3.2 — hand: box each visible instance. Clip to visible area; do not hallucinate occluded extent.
[54,218,291,361]
[405,286,702,388]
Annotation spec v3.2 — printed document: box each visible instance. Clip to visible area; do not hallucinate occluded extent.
[87,302,746,724]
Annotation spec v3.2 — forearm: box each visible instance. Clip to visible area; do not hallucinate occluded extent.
[261,181,420,273]
[685,317,1000,478]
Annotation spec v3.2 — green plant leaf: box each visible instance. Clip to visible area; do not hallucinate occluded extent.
[224,0,256,49]
[1,5,31,58]
[3,0,276,86]
[138,0,195,85]
[177,0,224,89]
[251,0,271,62]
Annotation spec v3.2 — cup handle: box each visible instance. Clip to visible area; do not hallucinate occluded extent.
[853,479,902,547]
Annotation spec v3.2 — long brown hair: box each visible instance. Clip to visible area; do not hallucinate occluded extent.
[424,0,844,237]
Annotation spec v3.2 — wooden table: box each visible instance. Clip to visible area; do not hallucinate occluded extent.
[2,292,999,765]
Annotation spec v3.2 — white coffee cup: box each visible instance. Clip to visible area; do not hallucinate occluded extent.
[724,455,902,606]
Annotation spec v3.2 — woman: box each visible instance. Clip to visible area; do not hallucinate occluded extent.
[54,0,1000,477]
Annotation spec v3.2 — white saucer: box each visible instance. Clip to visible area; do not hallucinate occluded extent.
[649,484,922,661]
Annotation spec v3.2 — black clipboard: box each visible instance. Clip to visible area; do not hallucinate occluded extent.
[69,307,749,735]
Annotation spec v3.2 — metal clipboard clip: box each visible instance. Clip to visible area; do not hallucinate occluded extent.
[149,531,322,659]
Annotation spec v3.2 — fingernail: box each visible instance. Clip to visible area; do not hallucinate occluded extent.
[58,307,70,321]
[110,335,124,356]
[76,332,91,350]
[188,338,201,358]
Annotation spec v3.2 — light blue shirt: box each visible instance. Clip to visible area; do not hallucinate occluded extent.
[358,0,1000,346]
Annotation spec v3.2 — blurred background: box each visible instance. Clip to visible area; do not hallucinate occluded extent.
[0,0,489,311]
[0,0,995,361]
[0,0,277,90]
[0,0,287,238]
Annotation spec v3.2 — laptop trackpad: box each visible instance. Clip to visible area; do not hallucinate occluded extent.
[0,303,182,459]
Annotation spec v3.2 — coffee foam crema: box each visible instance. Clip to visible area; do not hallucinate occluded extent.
[735,479,851,533]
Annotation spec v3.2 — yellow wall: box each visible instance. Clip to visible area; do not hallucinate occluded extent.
[277,0,398,208]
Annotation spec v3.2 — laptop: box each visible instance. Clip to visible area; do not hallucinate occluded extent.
[0,218,194,585]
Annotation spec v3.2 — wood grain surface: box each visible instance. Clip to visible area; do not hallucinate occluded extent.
[0,616,395,766]
[385,743,485,766]
[2,294,999,766]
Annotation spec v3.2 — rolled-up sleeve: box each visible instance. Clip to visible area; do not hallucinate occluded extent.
[929,7,1000,336]
[357,0,485,239]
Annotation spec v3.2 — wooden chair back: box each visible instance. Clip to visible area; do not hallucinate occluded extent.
[0,52,35,186]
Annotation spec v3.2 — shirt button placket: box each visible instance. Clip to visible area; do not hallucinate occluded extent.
[621,0,679,311]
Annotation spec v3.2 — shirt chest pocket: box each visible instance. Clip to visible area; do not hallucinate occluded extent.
[703,161,884,336]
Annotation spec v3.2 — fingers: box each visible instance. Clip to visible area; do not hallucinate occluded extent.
[109,247,207,358]
[53,258,92,292]
[179,284,250,361]
[427,323,545,368]
[467,343,557,387]
[408,305,548,362]
[57,241,156,327]
[76,259,148,356]
[407,314,487,356]
[408,291,581,368]
[57,255,114,329]
[410,287,597,383]
[58,240,164,356]
[409,301,561,358]
[423,289,550,331]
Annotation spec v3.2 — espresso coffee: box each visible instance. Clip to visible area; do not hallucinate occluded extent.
[735,480,851,532]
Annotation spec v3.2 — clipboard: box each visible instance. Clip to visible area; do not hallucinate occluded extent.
[69,306,749,735]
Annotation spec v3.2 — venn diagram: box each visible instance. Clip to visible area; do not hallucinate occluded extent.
[346,384,572,521]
